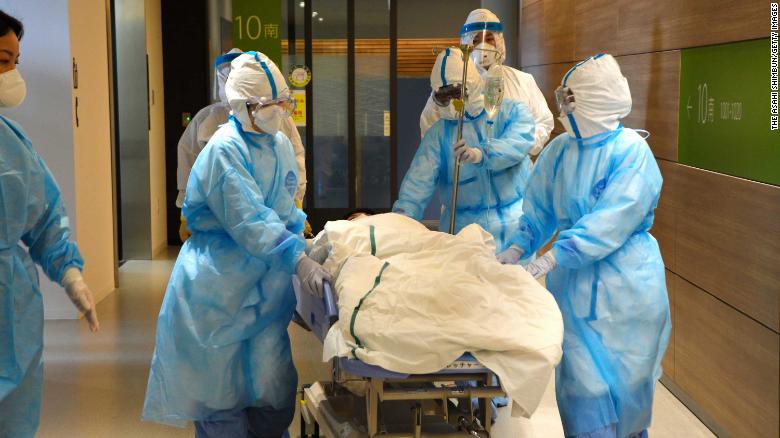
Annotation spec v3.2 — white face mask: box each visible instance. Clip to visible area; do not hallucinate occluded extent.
[438,103,459,120]
[473,42,500,69]
[0,69,27,108]
[253,105,283,135]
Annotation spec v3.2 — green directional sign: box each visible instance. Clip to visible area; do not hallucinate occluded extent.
[678,38,780,186]
[232,0,282,68]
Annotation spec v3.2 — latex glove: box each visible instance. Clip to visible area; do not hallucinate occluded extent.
[61,268,100,332]
[452,139,483,164]
[497,245,524,265]
[526,251,558,279]
[179,214,191,243]
[296,255,330,298]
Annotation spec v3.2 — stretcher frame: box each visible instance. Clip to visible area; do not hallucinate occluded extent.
[293,276,506,437]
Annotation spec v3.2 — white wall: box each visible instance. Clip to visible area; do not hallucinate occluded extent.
[0,0,79,318]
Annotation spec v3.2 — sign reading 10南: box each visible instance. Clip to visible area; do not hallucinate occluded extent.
[232,0,282,68]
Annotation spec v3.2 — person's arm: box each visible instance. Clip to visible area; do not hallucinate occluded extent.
[193,141,304,268]
[519,72,554,155]
[19,153,85,284]
[478,101,535,171]
[281,116,307,203]
[419,95,440,139]
[551,139,662,269]
[176,115,201,208]
[507,140,560,256]
[392,124,443,219]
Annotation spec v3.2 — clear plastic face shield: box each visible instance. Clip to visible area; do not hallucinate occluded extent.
[460,22,503,69]
[213,52,243,102]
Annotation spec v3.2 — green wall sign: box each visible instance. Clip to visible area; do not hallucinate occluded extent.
[678,38,780,186]
[232,0,282,68]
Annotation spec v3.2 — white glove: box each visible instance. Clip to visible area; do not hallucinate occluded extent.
[61,268,100,332]
[497,245,524,265]
[452,139,483,164]
[526,251,558,279]
[296,255,330,298]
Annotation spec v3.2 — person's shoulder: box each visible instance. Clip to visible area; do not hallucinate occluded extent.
[0,116,33,155]
[500,65,536,83]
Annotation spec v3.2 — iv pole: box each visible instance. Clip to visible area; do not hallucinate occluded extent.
[449,44,473,234]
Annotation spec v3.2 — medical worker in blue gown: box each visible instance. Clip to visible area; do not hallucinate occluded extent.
[0,10,100,438]
[498,54,670,438]
[393,47,536,253]
[142,52,328,438]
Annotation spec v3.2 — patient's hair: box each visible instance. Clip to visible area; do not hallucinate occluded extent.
[343,209,376,221]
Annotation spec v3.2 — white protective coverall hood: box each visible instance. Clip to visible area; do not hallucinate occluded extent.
[558,53,632,140]
[226,52,290,133]
[429,47,485,120]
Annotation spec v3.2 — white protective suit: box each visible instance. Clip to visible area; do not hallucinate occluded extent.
[420,9,554,156]
[176,51,307,208]
[314,213,564,418]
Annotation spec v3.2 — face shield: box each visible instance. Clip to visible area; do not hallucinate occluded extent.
[213,49,243,102]
[460,20,505,71]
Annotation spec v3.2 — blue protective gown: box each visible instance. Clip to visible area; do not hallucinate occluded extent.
[0,116,84,438]
[509,127,670,438]
[393,99,535,252]
[143,117,306,426]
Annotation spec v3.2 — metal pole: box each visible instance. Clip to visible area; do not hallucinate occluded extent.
[449,45,473,234]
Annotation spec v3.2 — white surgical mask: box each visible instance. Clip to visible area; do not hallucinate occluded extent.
[0,69,27,108]
[253,105,283,135]
[438,103,459,120]
[473,42,500,69]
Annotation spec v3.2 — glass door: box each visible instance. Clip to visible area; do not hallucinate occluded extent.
[285,0,397,232]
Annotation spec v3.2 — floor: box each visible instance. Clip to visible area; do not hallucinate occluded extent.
[37,251,714,438]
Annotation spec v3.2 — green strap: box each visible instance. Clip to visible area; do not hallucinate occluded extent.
[369,225,376,256]
[349,261,391,359]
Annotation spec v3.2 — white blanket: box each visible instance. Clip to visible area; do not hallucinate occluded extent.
[315,213,563,418]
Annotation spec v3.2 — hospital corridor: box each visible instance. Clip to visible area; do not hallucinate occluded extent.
[0,0,778,437]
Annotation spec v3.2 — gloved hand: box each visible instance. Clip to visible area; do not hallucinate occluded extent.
[525,251,558,279]
[179,214,191,243]
[497,245,524,265]
[296,255,330,298]
[61,268,100,332]
[452,139,483,164]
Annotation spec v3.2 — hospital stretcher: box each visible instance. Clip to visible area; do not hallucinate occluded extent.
[293,276,506,438]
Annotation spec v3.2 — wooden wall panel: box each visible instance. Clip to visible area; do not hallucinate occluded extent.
[652,160,678,271]
[573,0,619,59]
[520,0,575,67]
[618,51,680,162]
[661,270,676,379]
[616,0,769,55]
[676,278,780,437]
[675,165,780,332]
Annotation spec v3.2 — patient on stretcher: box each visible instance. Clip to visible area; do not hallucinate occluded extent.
[305,213,563,418]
